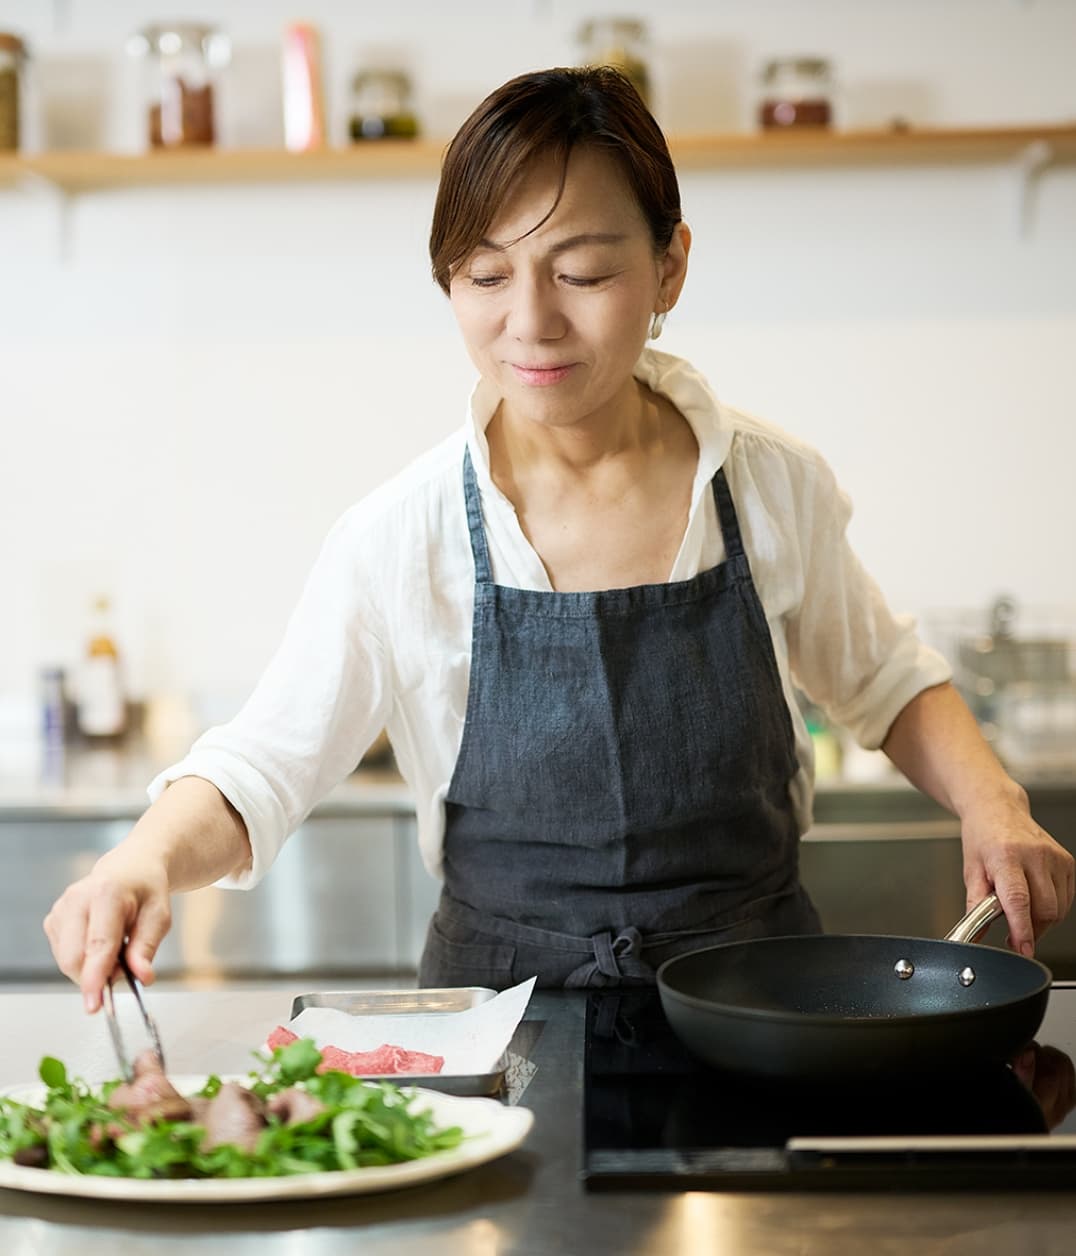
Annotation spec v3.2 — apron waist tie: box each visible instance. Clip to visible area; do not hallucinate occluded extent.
[436,894,655,987]
[567,926,650,988]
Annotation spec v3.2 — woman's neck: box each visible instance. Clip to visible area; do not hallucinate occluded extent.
[486,378,697,520]
[488,377,665,480]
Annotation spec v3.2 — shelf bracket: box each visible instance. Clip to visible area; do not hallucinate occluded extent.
[1013,139,1053,237]
[16,168,73,263]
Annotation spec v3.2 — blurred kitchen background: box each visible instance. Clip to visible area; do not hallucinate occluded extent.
[1,0,1074,984]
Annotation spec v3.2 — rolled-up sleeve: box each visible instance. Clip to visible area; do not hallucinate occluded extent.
[147,511,393,889]
[783,452,951,750]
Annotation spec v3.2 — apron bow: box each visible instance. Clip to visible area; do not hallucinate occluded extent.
[566,925,651,988]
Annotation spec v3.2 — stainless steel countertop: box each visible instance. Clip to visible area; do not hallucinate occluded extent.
[1,988,1076,1255]
[0,743,414,820]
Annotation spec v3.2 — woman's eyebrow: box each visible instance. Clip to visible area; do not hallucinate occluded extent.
[475,231,629,256]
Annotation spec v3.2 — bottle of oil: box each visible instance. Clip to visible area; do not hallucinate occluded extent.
[75,595,127,739]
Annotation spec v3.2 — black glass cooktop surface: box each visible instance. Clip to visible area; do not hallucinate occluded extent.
[582,983,1076,1190]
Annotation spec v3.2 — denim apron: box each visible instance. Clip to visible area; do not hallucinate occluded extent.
[418,447,821,990]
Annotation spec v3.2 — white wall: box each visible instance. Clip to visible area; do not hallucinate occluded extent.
[2,0,1075,726]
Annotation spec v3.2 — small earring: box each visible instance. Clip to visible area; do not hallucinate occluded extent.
[648,309,667,340]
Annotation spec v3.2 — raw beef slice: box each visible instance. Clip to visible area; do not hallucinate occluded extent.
[318,1043,445,1076]
[267,1025,299,1051]
[267,1026,444,1075]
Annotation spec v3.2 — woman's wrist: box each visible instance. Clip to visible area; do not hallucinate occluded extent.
[950,770,1029,825]
[90,839,171,904]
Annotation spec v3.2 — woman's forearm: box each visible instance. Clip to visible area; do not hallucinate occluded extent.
[880,681,1024,819]
[98,775,252,892]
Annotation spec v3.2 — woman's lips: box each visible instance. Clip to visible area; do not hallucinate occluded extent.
[510,363,576,386]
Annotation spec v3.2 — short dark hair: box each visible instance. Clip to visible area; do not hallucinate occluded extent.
[429,66,682,294]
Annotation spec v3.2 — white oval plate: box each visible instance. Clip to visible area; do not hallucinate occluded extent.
[0,1077,534,1202]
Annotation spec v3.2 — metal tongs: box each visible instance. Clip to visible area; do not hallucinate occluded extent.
[101,949,166,1082]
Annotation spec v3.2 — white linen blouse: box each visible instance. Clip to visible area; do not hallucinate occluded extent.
[149,348,950,889]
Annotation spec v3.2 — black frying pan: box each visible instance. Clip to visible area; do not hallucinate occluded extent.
[656,895,1052,1078]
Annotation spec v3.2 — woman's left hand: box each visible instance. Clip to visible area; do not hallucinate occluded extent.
[961,786,1075,957]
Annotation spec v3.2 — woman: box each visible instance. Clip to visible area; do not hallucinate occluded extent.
[46,67,1073,1004]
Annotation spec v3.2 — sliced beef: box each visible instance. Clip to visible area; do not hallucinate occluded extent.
[187,1096,213,1125]
[107,1049,192,1125]
[199,1082,267,1154]
[266,1087,326,1126]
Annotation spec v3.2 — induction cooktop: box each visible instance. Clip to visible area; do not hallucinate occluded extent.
[582,982,1076,1190]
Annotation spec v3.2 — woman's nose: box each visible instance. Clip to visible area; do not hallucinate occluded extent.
[506,277,566,342]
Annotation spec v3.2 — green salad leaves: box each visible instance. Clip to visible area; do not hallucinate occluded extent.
[0,1038,464,1180]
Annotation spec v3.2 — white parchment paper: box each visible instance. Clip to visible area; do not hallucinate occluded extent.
[284,978,537,1075]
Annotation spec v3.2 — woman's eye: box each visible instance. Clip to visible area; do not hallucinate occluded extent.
[465,271,612,289]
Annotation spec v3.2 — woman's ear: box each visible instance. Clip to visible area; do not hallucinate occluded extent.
[658,220,692,313]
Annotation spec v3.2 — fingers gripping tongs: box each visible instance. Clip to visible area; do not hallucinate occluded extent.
[102,950,166,1082]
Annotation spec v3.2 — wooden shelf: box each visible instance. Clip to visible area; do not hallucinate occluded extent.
[669,124,1076,169]
[0,141,449,191]
[2,125,1074,193]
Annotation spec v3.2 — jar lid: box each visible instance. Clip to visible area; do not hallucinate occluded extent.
[761,56,832,81]
[127,24,230,66]
[0,31,26,55]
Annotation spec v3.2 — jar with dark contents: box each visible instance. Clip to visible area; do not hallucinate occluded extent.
[126,23,230,149]
[578,17,651,108]
[0,31,26,151]
[348,70,419,141]
[758,57,834,130]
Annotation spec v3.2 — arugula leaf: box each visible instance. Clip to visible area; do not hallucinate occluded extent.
[38,1058,66,1090]
[274,1038,323,1085]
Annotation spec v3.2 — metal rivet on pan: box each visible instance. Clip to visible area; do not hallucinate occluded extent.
[894,959,915,979]
[958,966,976,987]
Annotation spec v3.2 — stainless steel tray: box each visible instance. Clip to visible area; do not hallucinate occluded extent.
[287,987,508,1097]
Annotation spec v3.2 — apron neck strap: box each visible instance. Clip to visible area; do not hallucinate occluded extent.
[462,448,494,585]
[711,466,745,559]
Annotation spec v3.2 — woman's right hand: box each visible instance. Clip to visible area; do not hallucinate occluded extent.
[43,854,173,1013]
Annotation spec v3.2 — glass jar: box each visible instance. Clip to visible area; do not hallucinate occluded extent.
[578,17,651,108]
[0,31,26,151]
[126,23,230,149]
[348,69,419,141]
[758,57,834,130]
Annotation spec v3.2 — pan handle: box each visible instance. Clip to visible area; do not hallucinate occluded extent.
[943,893,1004,944]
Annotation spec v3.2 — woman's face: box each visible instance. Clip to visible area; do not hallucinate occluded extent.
[449,146,688,433]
